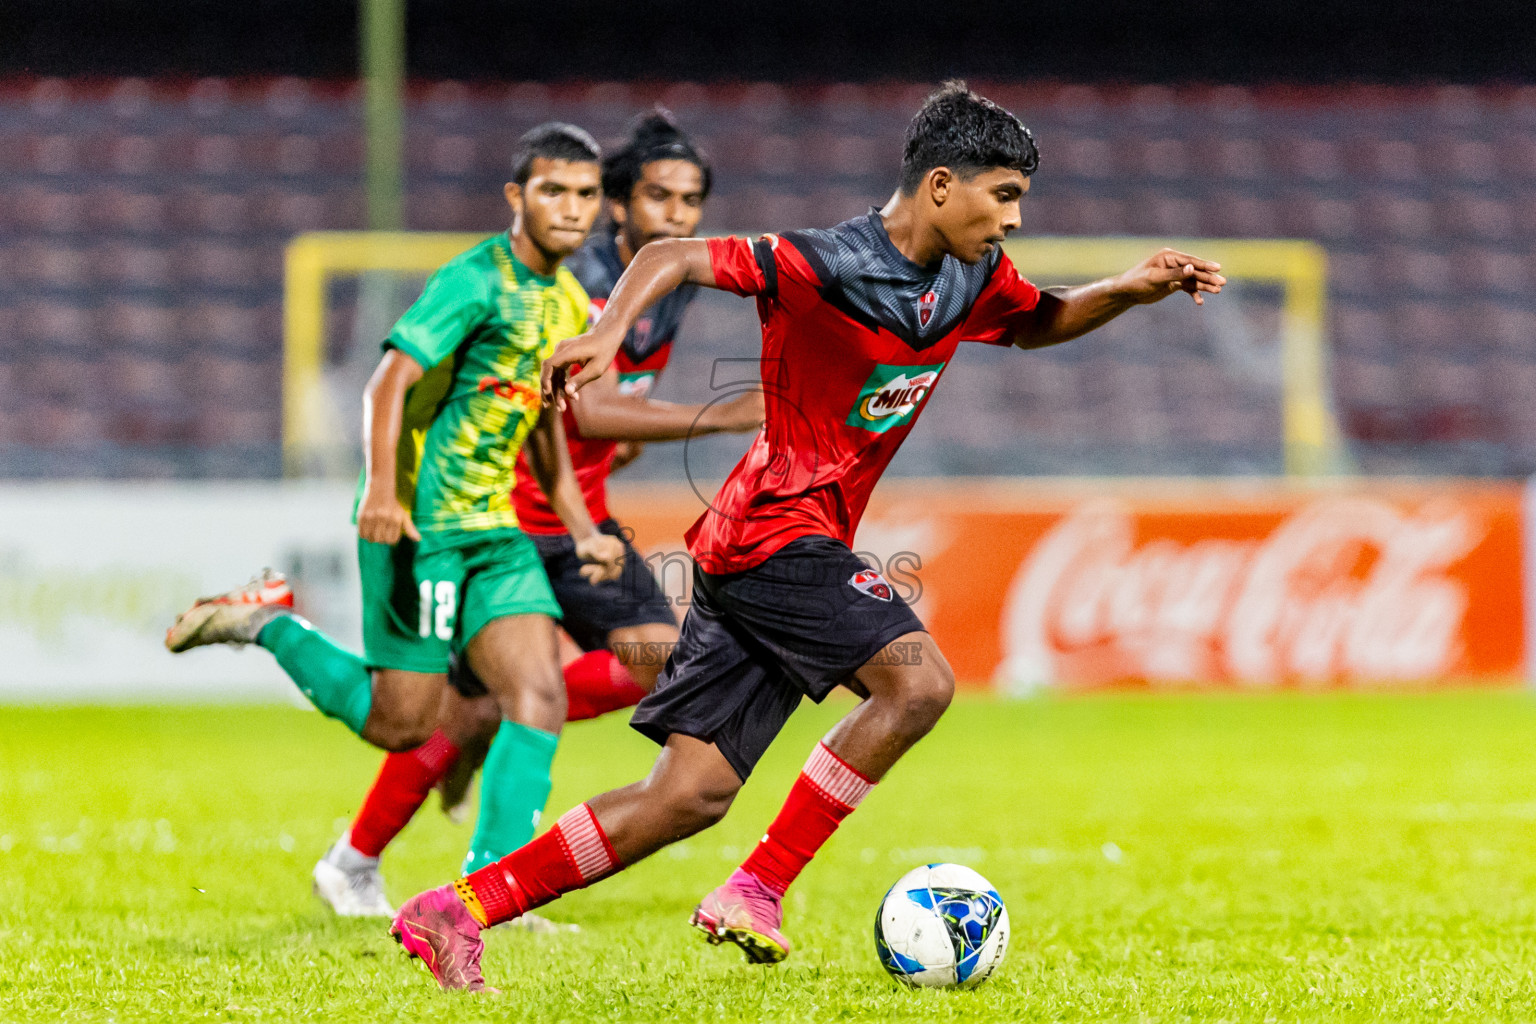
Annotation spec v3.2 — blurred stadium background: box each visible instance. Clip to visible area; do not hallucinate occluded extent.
[1,0,1532,698]
[4,78,1533,478]
[12,4,1536,1019]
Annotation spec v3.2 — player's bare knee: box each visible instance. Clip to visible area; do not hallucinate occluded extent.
[468,699,503,741]
[533,678,569,721]
[677,778,738,832]
[513,663,567,724]
[625,659,663,694]
[651,771,739,835]
[369,716,436,752]
[893,665,954,738]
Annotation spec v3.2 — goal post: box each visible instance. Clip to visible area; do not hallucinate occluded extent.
[283,231,1341,477]
[282,231,488,475]
[1001,237,1340,477]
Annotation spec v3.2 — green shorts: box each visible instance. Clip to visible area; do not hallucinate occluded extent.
[358,528,561,674]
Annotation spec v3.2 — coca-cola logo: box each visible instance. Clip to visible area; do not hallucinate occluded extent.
[994,497,1484,691]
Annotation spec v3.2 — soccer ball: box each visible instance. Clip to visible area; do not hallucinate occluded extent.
[873,863,1009,989]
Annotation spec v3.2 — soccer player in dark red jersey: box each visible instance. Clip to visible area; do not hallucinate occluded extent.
[313,111,762,919]
[389,81,1225,990]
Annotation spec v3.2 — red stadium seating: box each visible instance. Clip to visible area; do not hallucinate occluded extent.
[1,78,1534,477]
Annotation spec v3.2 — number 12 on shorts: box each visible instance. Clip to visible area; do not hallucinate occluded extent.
[418,580,457,640]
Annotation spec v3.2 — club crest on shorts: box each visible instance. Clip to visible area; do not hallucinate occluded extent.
[917,290,937,327]
[849,568,893,602]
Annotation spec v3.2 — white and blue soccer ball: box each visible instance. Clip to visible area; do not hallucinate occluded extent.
[874,863,1009,989]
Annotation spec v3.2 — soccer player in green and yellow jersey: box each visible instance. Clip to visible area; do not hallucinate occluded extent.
[167,124,625,922]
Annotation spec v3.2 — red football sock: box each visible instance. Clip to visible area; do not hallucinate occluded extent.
[457,803,619,926]
[741,742,874,897]
[348,730,460,858]
[564,650,647,722]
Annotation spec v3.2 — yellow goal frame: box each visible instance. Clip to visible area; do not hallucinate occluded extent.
[1002,237,1339,477]
[284,231,1339,476]
[282,231,487,475]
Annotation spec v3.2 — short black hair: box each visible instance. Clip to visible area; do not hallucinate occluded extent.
[511,122,602,185]
[601,108,712,202]
[898,80,1039,195]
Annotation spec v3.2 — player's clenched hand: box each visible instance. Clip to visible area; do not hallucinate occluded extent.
[574,532,626,585]
[541,329,625,408]
[357,487,421,546]
[1119,249,1227,306]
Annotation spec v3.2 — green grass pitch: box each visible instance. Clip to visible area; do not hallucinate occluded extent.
[6,691,1536,1022]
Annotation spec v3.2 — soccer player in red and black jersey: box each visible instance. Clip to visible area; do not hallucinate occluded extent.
[390,81,1225,990]
[311,112,761,920]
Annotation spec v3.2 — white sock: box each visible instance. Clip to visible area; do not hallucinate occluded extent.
[327,830,379,869]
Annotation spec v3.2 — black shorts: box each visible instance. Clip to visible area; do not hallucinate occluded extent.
[629,535,925,781]
[448,518,676,698]
[532,518,676,652]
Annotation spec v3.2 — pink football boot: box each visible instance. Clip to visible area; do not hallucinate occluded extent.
[690,868,792,964]
[390,884,492,992]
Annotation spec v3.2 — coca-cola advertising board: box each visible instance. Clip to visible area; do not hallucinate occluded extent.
[0,480,1519,700]
[610,479,1528,692]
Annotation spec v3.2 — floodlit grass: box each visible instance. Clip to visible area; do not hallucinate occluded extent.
[5,692,1536,1021]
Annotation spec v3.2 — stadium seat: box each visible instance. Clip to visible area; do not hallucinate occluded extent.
[1205,193,1278,236]
[26,355,105,406]
[92,242,172,288]
[30,133,81,175]
[102,302,180,352]
[173,240,261,289]
[193,406,279,446]
[108,134,161,177]
[102,353,184,408]
[18,300,94,347]
[86,187,166,235]
[410,187,479,231]
[191,355,281,408]
[179,301,274,354]
[11,186,83,233]
[189,134,242,177]
[1213,138,1266,180]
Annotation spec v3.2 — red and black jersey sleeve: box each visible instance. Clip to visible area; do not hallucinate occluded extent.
[959,251,1043,346]
[707,235,774,296]
[706,235,820,299]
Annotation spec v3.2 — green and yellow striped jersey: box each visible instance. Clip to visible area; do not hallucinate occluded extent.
[368,232,590,537]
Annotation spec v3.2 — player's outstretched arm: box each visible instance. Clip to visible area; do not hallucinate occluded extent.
[1013,248,1227,350]
[357,349,424,545]
[540,238,718,404]
[525,405,625,584]
[571,367,764,443]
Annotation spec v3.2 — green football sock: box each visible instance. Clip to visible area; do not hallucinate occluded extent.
[462,721,559,874]
[257,615,373,736]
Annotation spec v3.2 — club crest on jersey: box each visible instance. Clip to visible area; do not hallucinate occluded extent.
[849,568,893,602]
[845,362,946,434]
[917,290,937,327]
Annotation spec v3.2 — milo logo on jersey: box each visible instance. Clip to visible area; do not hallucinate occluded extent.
[618,371,657,398]
[845,362,946,434]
